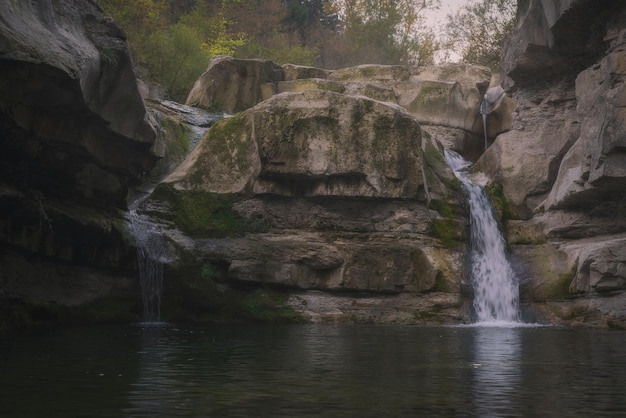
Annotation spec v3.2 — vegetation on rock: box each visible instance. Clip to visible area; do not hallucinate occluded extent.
[149,183,245,237]
[95,0,515,101]
[443,0,516,70]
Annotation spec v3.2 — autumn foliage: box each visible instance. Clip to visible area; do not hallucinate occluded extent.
[96,0,515,101]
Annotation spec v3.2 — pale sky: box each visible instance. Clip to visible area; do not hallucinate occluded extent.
[423,0,467,63]
[424,0,464,28]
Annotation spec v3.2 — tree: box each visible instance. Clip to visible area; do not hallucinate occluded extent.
[95,0,445,99]
[444,0,517,70]
[97,0,211,100]
[282,0,336,46]
[324,0,440,68]
[141,23,208,100]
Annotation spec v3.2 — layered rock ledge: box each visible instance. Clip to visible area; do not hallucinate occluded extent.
[141,88,471,324]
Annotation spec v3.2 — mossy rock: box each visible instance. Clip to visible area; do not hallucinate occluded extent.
[236,289,303,322]
[161,253,302,323]
[485,182,514,222]
[161,260,229,319]
[431,218,462,248]
[431,271,449,292]
[149,183,266,238]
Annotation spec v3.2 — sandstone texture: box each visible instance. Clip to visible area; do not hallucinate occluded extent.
[476,0,626,327]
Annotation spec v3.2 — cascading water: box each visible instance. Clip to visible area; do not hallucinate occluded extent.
[124,103,222,323]
[126,198,168,323]
[445,150,520,323]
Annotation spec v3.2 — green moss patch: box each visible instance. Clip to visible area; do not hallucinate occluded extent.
[485,182,513,222]
[431,271,449,292]
[431,218,460,248]
[430,199,457,219]
[150,183,248,237]
[423,141,462,194]
[187,113,253,186]
[237,290,303,322]
[412,82,450,109]
[536,269,576,302]
[161,117,191,161]
[163,257,302,323]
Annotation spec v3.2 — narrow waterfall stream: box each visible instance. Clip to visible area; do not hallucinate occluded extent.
[124,103,222,322]
[126,199,168,323]
[445,150,520,323]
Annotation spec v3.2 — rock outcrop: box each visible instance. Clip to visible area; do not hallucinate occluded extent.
[143,88,470,323]
[0,0,162,326]
[477,0,626,327]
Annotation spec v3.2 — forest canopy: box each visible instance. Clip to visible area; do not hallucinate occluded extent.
[96,0,516,101]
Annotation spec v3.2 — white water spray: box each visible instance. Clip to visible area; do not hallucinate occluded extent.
[445,150,520,323]
[126,199,168,322]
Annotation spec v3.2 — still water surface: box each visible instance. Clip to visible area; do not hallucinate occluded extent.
[2,323,626,417]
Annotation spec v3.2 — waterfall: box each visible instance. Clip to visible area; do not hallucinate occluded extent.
[123,103,222,322]
[480,86,507,151]
[126,198,168,323]
[445,150,520,323]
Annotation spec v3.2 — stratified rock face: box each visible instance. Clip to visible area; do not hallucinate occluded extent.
[152,89,467,304]
[481,0,626,327]
[184,56,513,156]
[545,44,626,210]
[0,0,159,325]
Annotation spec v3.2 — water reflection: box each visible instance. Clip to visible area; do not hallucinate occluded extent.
[3,324,626,417]
[125,324,174,417]
[471,326,522,417]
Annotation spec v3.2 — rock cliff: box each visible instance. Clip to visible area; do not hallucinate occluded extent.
[15,0,624,327]
[477,0,626,328]
[0,0,162,325]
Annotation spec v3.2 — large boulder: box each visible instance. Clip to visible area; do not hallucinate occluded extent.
[0,0,158,206]
[186,56,285,113]
[144,89,467,320]
[501,0,620,88]
[474,80,580,218]
[170,89,426,199]
[545,42,626,210]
